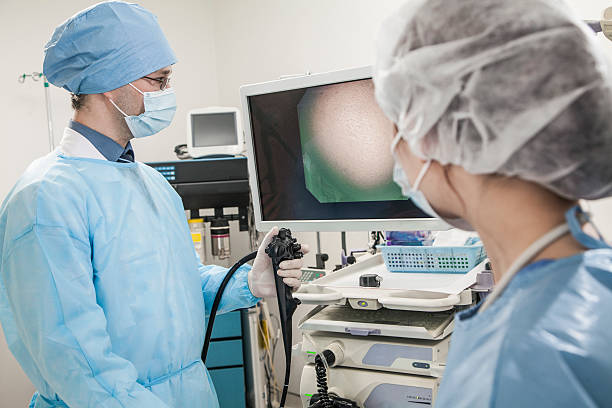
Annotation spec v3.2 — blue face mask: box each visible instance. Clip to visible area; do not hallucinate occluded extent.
[109,83,177,138]
[393,159,474,231]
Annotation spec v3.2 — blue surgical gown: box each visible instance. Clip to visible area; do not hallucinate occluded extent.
[0,151,259,407]
[436,245,612,406]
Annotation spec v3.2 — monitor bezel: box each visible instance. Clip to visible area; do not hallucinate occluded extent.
[186,107,245,157]
[240,66,449,232]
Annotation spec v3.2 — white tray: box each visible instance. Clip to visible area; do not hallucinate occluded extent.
[299,304,454,341]
[295,253,486,312]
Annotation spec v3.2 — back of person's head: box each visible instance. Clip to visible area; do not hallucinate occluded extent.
[374,0,612,200]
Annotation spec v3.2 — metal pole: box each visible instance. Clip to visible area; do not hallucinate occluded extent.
[43,75,55,151]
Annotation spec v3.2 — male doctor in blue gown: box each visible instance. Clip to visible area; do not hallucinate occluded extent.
[0,2,304,407]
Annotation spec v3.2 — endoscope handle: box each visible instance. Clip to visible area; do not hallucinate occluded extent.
[265,228,304,307]
[272,259,302,316]
[265,228,303,407]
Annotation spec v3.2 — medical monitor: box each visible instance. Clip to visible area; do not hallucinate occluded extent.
[187,107,244,157]
[241,66,448,232]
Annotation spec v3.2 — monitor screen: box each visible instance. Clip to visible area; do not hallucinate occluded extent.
[247,77,429,222]
[192,112,238,148]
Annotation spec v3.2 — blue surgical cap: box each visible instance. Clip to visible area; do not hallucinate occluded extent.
[43,1,177,95]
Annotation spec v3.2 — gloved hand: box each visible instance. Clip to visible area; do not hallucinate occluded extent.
[248,227,309,298]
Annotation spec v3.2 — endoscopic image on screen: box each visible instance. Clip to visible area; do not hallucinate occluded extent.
[248,78,428,222]
[298,79,404,203]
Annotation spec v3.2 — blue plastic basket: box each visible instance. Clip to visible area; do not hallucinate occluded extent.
[379,244,486,273]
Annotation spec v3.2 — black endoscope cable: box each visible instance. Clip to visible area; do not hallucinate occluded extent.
[265,229,303,407]
[201,228,303,408]
[274,259,295,408]
[202,251,257,362]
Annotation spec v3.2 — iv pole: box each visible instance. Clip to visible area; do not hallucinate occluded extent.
[18,72,55,152]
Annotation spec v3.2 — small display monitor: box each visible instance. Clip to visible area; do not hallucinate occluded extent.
[240,66,448,232]
[187,107,244,157]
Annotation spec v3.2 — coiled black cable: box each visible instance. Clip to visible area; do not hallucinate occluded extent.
[314,354,333,408]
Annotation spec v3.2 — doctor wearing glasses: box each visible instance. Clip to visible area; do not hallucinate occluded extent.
[0,2,303,408]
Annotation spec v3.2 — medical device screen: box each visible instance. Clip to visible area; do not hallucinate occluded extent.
[192,112,238,147]
[248,78,429,221]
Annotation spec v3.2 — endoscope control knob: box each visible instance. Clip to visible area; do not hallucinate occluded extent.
[265,228,304,314]
[265,228,304,264]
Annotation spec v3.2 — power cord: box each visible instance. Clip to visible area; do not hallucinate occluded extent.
[314,353,333,408]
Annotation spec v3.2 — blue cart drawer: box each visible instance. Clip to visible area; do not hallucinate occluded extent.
[209,366,246,407]
[210,310,242,339]
[206,339,244,368]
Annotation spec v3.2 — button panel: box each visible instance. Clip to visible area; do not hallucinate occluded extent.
[153,165,177,181]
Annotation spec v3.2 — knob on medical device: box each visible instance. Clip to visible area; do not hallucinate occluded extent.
[324,342,344,367]
[359,273,382,288]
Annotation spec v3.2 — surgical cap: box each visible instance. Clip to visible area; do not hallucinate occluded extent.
[43,1,176,95]
[374,0,612,200]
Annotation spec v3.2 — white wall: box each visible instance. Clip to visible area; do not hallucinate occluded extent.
[210,0,405,107]
[2,0,612,406]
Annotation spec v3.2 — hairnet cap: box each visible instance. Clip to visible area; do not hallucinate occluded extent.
[374,0,612,200]
[43,1,177,94]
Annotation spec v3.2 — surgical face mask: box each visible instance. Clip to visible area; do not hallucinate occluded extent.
[392,157,474,231]
[108,83,177,138]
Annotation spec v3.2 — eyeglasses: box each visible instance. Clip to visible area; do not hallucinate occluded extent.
[143,76,171,91]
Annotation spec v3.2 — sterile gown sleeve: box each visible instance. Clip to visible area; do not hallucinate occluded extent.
[1,204,170,407]
[198,256,260,317]
[165,174,259,317]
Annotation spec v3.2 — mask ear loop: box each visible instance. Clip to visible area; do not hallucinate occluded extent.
[578,200,605,241]
[107,82,145,117]
[107,97,129,117]
[392,106,424,153]
[411,160,432,192]
[390,132,402,155]
[128,82,145,95]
